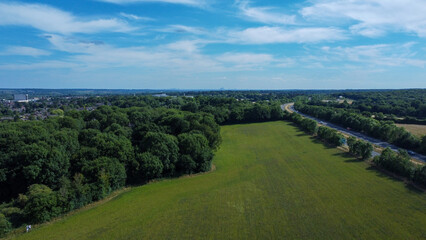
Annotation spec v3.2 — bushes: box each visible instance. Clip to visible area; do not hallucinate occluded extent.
[347,137,373,160]
[317,126,345,146]
[300,118,318,134]
[0,213,12,237]
[373,149,413,178]
[413,165,426,187]
[373,148,426,187]
[23,184,60,224]
[286,112,344,147]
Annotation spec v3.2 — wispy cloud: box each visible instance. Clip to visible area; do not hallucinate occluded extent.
[120,12,154,21]
[301,0,426,37]
[237,0,296,25]
[97,0,208,8]
[160,25,206,35]
[0,2,133,34]
[43,34,105,53]
[2,35,296,73]
[229,26,346,44]
[321,43,426,67]
[0,46,51,57]
[165,40,206,53]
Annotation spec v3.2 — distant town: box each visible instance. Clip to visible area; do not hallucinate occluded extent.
[0,91,196,121]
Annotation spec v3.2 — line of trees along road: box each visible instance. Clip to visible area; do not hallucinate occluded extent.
[347,137,373,160]
[294,103,426,154]
[285,111,426,188]
[373,148,426,187]
[285,112,345,147]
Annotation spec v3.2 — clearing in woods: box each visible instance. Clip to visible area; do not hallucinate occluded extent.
[14,121,426,239]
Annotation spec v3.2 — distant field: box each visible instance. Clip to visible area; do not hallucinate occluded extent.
[14,122,426,239]
[396,123,426,138]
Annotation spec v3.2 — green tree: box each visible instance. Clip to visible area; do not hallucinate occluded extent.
[24,184,59,224]
[134,152,163,182]
[140,132,179,176]
[82,157,126,194]
[178,133,213,172]
[0,213,12,237]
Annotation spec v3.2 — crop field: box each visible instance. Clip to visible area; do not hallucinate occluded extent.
[396,123,426,138]
[13,121,426,239]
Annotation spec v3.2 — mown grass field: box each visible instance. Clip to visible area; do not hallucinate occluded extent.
[396,123,426,138]
[13,121,426,239]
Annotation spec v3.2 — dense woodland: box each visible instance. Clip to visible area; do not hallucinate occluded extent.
[0,107,221,232]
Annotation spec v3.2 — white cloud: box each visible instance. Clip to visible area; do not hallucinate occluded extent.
[0,46,51,57]
[161,25,206,35]
[165,40,205,53]
[0,2,133,34]
[322,43,426,67]
[43,34,105,53]
[3,35,297,73]
[120,13,154,21]
[301,0,426,37]
[8,35,221,72]
[237,0,296,25]
[230,26,346,44]
[97,0,208,7]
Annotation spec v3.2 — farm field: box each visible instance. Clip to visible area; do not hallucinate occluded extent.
[396,123,426,138]
[13,121,426,240]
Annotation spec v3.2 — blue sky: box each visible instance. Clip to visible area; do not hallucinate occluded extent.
[0,0,425,89]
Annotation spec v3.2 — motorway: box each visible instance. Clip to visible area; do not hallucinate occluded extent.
[281,103,426,163]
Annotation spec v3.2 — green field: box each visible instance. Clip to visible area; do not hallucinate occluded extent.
[13,121,426,239]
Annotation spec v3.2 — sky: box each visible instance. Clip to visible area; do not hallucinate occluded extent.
[0,0,425,89]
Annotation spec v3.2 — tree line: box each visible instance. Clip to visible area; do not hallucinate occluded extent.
[373,148,426,187]
[285,112,345,147]
[294,103,425,154]
[285,112,373,159]
[284,111,426,188]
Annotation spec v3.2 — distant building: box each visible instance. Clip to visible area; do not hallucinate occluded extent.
[153,93,168,97]
[183,94,194,98]
[13,94,29,102]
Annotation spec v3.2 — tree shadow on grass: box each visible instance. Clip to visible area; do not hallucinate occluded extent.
[365,166,425,194]
[330,151,425,193]
[331,152,364,163]
[312,138,335,149]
